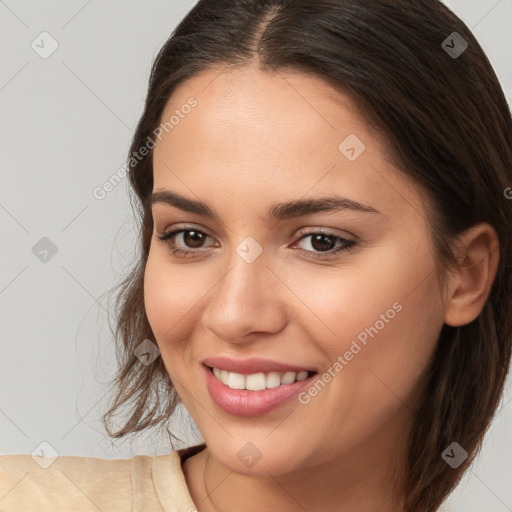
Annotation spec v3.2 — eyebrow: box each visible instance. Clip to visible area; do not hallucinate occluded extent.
[149,189,382,220]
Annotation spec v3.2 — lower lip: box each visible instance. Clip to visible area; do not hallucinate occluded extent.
[202,364,318,417]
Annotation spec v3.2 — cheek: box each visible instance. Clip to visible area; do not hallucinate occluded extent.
[143,251,195,360]
[144,250,200,337]
[341,268,442,416]
[287,246,427,356]
[143,255,171,339]
[143,255,195,391]
[305,241,444,400]
[143,249,222,385]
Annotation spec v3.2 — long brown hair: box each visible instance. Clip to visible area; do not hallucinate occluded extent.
[101,1,512,510]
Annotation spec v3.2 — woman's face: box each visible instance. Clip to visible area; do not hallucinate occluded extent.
[144,64,449,476]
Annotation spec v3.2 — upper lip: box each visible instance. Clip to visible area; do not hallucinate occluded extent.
[202,356,316,375]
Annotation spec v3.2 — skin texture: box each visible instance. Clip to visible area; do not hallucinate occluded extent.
[144,64,499,512]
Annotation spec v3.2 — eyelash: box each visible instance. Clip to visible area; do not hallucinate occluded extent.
[155,226,357,260]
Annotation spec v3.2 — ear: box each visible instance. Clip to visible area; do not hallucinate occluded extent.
[443,222,500,327]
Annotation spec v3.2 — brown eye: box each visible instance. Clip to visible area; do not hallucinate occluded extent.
[156,228,215,257]
[156,227,357,260]
[180,230,207,249]
[292,231,357,260]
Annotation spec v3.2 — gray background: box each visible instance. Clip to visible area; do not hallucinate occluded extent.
[0,1,511,510]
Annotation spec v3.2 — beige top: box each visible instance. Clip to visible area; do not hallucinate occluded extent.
[1,443,453,511]
[0,442,206,512]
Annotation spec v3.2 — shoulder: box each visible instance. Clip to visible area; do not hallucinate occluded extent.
[0,452,168,511]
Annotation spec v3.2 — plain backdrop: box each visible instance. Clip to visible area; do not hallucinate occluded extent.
[0,1,511,511]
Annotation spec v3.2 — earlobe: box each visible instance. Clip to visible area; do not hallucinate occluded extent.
[443,223,500,327]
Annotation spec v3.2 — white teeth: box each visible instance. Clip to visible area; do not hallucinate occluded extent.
[220,369,229,384]
[246,372,266,391]
[227,371,245,389]
[211,367,312,390]
[266,372,282,389]
[280,372,296,385]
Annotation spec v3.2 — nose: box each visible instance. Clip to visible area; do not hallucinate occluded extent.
[200,245,287,344]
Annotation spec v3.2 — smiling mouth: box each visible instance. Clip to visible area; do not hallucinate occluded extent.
[205,365,318,391]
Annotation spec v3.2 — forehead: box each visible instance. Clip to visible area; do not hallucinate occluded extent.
[151,65,426,222]
[157,64,374,156]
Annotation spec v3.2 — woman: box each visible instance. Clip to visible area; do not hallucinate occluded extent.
[1,0,511,511]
